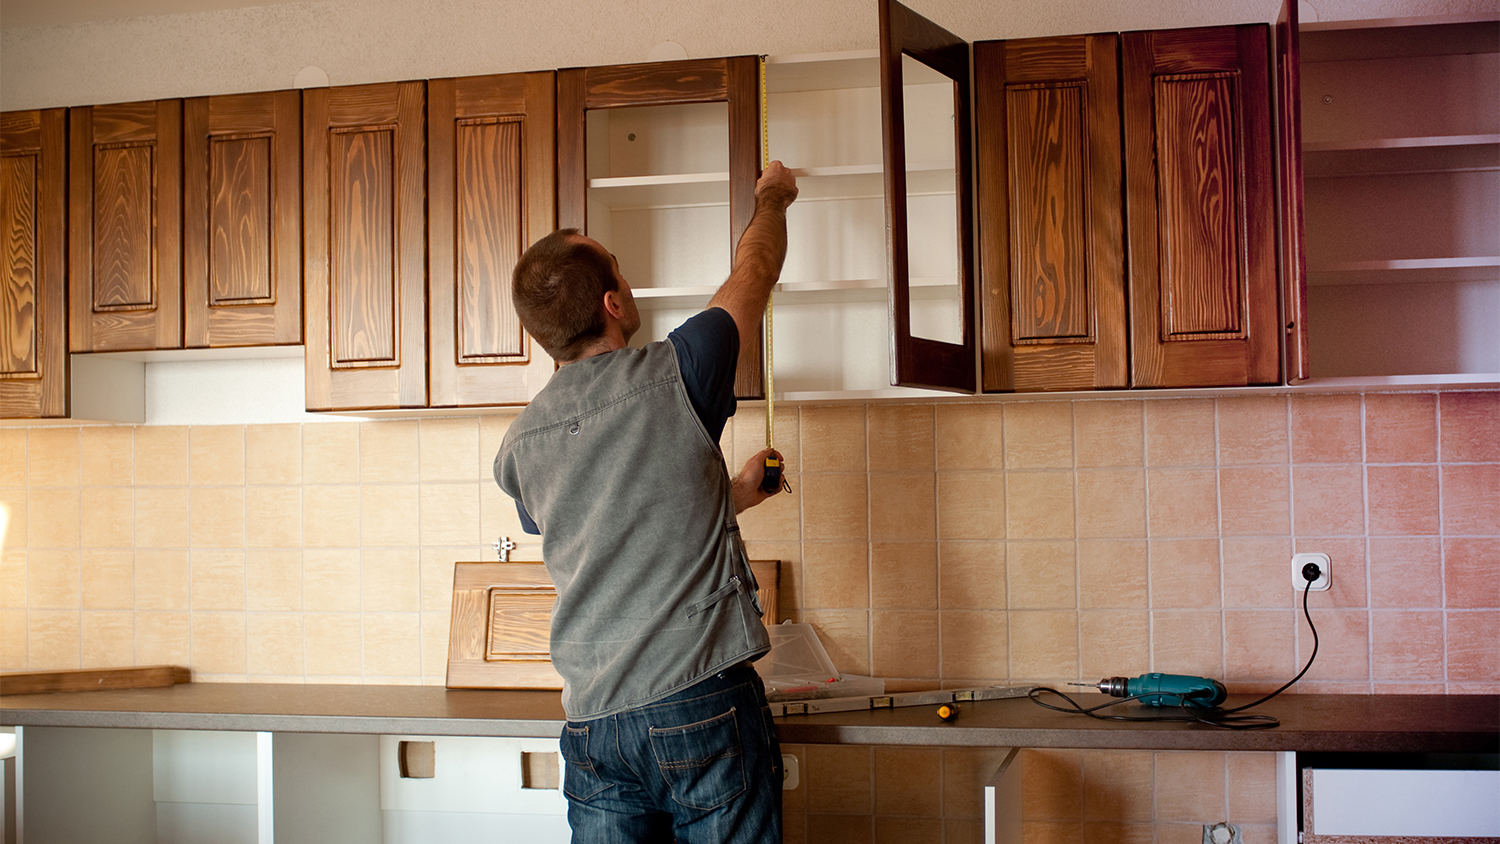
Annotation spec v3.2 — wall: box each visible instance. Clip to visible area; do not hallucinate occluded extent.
[2,391,1497,842]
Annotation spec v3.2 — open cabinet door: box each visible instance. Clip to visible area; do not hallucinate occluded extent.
[1277,0,1310,383]
[880,0,977,392]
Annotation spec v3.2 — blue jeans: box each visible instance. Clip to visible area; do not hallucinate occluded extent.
[558,663,783,844]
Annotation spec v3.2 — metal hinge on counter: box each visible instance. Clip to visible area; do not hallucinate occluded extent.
[768,685,1033,717]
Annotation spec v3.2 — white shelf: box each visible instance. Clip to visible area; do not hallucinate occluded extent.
[633,276,958,309]
[586,164,957,210]
[587,172,728,209]
[1308,255,1500,279]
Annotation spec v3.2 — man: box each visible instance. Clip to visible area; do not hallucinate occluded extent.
[494,160,799,844]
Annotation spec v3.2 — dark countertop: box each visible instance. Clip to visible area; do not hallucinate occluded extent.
[3,685,1496,754]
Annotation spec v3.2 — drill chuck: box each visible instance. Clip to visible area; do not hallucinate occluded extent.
[1091,673,1228,707]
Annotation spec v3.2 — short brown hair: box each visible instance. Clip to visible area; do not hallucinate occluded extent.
[512,229,617,362]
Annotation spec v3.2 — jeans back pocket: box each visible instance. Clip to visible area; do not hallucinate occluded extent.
[647,706,747,811]
[560,724,612,802]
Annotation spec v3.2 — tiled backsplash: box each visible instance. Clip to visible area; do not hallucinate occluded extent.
[2,390,1495,842]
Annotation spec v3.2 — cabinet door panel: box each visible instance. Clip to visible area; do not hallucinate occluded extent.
[976,34,1127,392]
[1123,25,1280,387]
[429,71,557,407]
[1276,0,1310,383]
[69,99,183,352]
[303,81,427,411]
[1,108,68,418]
[184,90,301,348]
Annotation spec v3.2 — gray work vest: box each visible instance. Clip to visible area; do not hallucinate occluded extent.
[494,339,769,720]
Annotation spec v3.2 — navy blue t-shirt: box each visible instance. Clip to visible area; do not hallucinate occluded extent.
[515,308,740,534]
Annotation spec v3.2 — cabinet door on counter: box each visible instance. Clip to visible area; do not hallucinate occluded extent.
[69,99,183,353]
[428,71,556,408]
[1,108,69,418]
[184,89,302,349]
[303,81,427,411]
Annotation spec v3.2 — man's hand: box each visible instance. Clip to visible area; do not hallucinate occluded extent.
[709,161,798,347]
[755,160,798,211]
[732,448,786,514]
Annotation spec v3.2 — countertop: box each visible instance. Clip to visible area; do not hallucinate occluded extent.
[3,684,1496,754]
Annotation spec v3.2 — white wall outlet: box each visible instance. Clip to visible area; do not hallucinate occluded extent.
[782,754,799,791]
[1293,552,1331,592]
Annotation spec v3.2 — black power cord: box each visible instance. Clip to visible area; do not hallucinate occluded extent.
[1028,561,1324,730]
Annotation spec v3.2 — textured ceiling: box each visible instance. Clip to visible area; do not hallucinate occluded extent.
[0,0,302,30]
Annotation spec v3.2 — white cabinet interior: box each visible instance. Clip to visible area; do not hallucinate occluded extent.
[1299,18,1499,383]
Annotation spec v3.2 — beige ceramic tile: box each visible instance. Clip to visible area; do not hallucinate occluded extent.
[1445,538,1500,609]
[1295,537,1367,609]
[1074,400,1144,469]
[867,405,934,472]
[135,549,191,611]
[27,548,80,609]
[302,485,360,547]
[806,744,873,813]
[0,608,26,669]
[1223,610,1295,681]
[868,471,935,541]
[80,426,136,486]
[1297,609,1370,682]
[1290,394,1362,464]
[1082,750,1154,820]
[1445,610,1499,682]
[728,406,800,471]
[800,473,867,541]
[1221,537,1293,609]
[0,489,28,547]
[1,549,26,608]
[1005,471,1074,540]
[871,610,939,679]
[361,484,421,547]
[26,427,80,487]
[422,610,451,682]
[1368,537,1442,609]
[874,747,943,816]
[937,541,1004,610]
[1150,611,1224,679]
[1367,464,1440,536]
[1020,748,1084,820]
[302,423,361,484]
[1364,393,1437,463]
[80,610,135,668]
[302,549,362,612]
[1439,391,1500,462]
[1075,469,1146,539]
[363,612,422,677]
[870,541,936,610]
[798,609,870,676]
[191,549,246,610]
[872,817,941,844]
[247,612,304,676]
[192,611,247,675]
[800,405,867,473]
[1218,465,1291,537]
[246,485,303,548]
[735,473,802,541]
[802,541,868,609]
[1023,820,1083,843]
[478,415,516,478]
[190,486,246,548]
[1145,468,1218,538]
[1078,610,1149,679]
[1149,538,1221,609]
[190,426,245,485]
[942,747,1018,818]
[805,814,871,844]
[134,426,190,485]
[1145,399,1216,467]
[1291,464,1366,535]
[418,417,480,482]
[934,404,1004,470]
[420,547,463,614]
[27,610,81,669]
[362,548,421,612]
[1004,402,1074,470]
[1077,540,1148,610]
[1006,541,1076,609]
[1216,395,1289,466]
[28,487,79,548]
[0,429,26,487]
[81,486,134,547]
[360,420,420,484]
[418,482,481,546]
[245,423,303,485]
[1153,751,1226,822]
[303,613,363,676]
[1369,610,1445,682]
[1227,753,1280,825]
[1008,610,1078,681]
[938,609,1006,681]
[246,549,303,611]
[135,487,191,548]
[1443,464,1500,535]
[936,471,1005,540]
[136,611,190,666]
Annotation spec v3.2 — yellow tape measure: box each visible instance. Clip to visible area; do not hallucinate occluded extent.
[760,56,775,452]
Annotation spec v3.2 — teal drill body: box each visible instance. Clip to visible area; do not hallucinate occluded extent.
[1094,673,1228,707]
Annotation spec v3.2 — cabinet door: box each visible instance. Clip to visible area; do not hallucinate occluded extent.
[1276,0,1310,384]
[68,99,183,353]
[1122,25,1280,387]
[183,90,302,349]
[557,56,763,398]
[428,71,556,407]
[1,108,69,418]
[975,34,1128,393]
[303,81,427,411]
[880,0,976,393]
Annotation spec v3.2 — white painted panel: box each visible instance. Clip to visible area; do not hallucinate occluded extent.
[153,730,259,805]
[156,802,258,844]
[378,736,566,816]
[1312,768,1500,836]
[382,809,570,844]
[145,356,331,425]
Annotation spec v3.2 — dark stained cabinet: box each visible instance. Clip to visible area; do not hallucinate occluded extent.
[302,81,427,411]
[1,108,69,418]
[68,99,183,353]
[428,71,556,408]
[183,90,302,349]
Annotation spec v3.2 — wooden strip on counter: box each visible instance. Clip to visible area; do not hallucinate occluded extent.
[0,665,190,696]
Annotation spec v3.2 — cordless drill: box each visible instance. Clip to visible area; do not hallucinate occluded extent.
[1072,673,1228,707]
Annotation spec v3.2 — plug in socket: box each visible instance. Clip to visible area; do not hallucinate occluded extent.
[1293,552,1330,592]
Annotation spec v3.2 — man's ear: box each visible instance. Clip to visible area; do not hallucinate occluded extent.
[601,289,626,320]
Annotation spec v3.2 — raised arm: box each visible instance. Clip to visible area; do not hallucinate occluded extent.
[708,160,799,347]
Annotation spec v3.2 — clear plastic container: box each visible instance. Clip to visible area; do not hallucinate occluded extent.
[755,621,885,701]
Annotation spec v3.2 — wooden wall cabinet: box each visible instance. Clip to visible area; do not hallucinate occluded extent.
[1,108,69,418]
